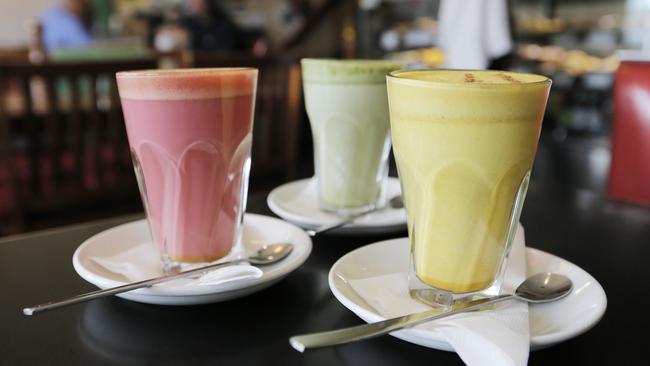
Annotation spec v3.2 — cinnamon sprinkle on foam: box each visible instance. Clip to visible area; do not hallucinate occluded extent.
[497,72,522,84]
[464,73,482,83]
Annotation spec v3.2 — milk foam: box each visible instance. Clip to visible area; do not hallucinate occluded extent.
[116,68,257,100]
[387,70,551,122]
[301,59,403,84]
[390,70,549,86]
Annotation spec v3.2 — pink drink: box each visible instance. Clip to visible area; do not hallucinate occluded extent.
[117,69,257,264]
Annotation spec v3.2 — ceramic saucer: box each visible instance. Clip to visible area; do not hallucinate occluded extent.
[329,238,607,351]
[73,214,312,305]
[267,177,407,235]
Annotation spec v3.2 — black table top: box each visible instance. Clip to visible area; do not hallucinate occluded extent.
[1,181,649,365]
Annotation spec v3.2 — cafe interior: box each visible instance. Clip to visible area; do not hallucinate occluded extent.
[0,1,649,365]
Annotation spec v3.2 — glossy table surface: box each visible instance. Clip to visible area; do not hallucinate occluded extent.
[1,137,649,365]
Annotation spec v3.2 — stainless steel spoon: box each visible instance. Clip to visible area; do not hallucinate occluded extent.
[289,272,572,352]
[306,195,404,237]
[23,243,294,316]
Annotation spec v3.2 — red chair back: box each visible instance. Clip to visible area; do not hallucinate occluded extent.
[608,61,650,206]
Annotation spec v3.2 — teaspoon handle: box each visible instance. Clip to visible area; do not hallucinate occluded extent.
[306,215,361,237]
[23,259,246,316]
[289,294,513,352]
[306,197,403,237]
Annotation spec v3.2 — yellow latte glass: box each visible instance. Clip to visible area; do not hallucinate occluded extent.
[386,70,551,305]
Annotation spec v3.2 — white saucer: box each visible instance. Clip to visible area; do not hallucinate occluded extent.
[329,238,607,351]
[267,177,407,235]
[72,214,312,305]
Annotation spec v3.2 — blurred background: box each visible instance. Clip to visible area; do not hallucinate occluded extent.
[1,0,649,236]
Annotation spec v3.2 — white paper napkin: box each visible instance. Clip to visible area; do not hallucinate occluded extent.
[349,225,529,366]
[90,241,263,287]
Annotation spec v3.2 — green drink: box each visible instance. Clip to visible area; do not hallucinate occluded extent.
[301,59,402,215]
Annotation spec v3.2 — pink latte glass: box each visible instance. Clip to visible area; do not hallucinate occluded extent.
[116,68,257,267]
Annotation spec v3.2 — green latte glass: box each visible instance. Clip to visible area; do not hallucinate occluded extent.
[301,59,402,215]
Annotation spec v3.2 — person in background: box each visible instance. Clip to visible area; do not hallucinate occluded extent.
[179,0,244,52]
[41,0,94,50]
[437,0,513,70]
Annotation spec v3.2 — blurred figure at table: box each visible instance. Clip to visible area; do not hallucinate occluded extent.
[40,0,94,50]
[179,0,245,52]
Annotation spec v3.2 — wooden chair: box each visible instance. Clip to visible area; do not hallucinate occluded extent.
[192,53,303,188]
[0,48,30,64]
[0,58,157,234]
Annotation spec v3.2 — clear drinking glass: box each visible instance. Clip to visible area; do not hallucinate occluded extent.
[116,68,257,269]
[386,69,551,307]
[301,59,403,216]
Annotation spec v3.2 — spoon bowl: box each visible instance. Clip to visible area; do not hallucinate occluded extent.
[249,243,294,265]
[388,195,404,209]
[515,272,573,303]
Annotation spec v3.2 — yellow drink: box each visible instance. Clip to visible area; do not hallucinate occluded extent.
[387,70,550,296]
